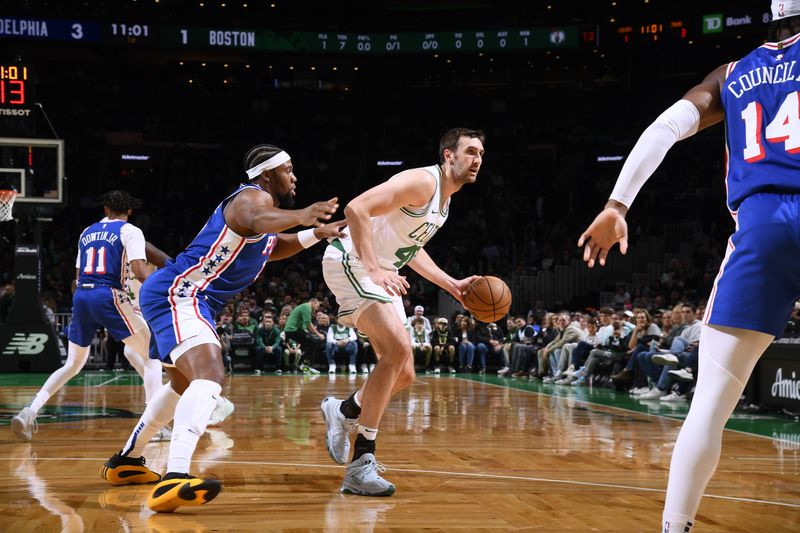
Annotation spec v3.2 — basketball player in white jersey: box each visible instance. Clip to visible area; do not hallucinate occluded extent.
[320,128,484,495]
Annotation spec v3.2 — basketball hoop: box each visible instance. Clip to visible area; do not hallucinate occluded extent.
[0,189,18,222]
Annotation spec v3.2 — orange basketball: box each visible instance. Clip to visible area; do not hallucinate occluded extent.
[462,276,512,323]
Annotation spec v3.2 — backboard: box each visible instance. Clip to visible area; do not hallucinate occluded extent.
[0,137,64,204]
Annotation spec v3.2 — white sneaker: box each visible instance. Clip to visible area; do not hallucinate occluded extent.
[496,366,510,375]
[669,368,694,382]
[11,407,38,441]
[630,386,651,396]
[341,453,396,496]
[651,353,679,366]
[150,426,173,442]
[638,387,666,400]
[348,364,357,375]
[563,365,575,376]
[660,391,686,402]
[360,365,369,374]
[208,396,235,426]
[329,364,337,374]
[433,367,441,374]
[320,397,357,464]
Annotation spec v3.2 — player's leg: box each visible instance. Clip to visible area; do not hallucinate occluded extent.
[662,325,770,532]
[146,341,224,512]
[101,366,185,486]
[121,327,163,403]
[11,340,91,441]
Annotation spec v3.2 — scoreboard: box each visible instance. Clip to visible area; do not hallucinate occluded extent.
[0,17,598,53]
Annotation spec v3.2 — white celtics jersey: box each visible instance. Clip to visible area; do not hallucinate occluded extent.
[335,164,449,271]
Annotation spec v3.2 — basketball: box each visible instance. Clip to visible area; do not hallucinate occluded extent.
[462,276,512,322]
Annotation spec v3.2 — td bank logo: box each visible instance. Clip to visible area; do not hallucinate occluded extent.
[3,333,48,355]
[703,13,723,34]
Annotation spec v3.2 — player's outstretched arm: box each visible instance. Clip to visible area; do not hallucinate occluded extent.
[346,169,435,297]
[407,248,480,304]
[578,64,727,268]
[228,188,339,236]
[267,220,347,262]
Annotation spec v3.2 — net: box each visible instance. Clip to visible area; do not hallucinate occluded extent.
[0,189,17,222]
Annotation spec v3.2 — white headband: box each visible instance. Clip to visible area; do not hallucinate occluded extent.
[773,0,800,20]
[246,151,291,179]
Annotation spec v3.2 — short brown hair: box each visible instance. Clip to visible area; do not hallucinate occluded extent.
[439,128,485,164]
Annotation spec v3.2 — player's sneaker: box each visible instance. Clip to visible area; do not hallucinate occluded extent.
[101,453,162,485]
[341,453,395,497]
[208,396,235,426]
[11,407,38,442]
[146,472,222,512]
[320,397,357,464]
[150,426,173,442]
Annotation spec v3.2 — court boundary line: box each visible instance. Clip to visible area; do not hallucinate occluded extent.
[453,376,799,447]
[93,375,126,387]
[1,456,798,510]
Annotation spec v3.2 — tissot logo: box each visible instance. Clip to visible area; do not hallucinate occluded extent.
[2,333,48,355]
[771,367,800,399]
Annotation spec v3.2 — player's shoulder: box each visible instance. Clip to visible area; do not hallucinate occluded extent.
[388,166,438,190]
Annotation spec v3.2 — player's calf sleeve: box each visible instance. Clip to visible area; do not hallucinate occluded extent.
[123,345,145,376]
[121,382,181,458]
[30,342,90,413]
[140,357,164,403]
[663,325,771,532]
[167,379,222,474]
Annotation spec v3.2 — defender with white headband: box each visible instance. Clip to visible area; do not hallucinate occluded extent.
[99,143,345,513]
[579,3,800,532]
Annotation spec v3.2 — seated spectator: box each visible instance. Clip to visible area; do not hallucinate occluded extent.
[255,312,283,374]
[536,312,583,379]
[613,306,677,388]
[474,320,499,374]
[564,312,630,386]
[504,322,538,377]
[456,315,478,372]
[230,308,258,370]
[406,305,432,339]
[283,298,325,373]
[326,317,358,374]
[409,317,433,373]
[496,317,521,375]
[431,317,457,374]
[216,310,234,371]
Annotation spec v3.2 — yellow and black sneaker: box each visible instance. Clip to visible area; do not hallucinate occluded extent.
[101,453,162,486]
[147,472,222,513]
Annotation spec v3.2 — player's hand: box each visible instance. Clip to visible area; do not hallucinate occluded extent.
[449,275,481,304]
[313,219,347,239]
[578,206,629,268]
[369,269,409,297]
[300,197,339,227]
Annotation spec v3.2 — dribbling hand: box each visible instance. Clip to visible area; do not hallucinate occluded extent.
[450,275,481,304]
[369,269,409,297]
[301,197,339,227]
[578,206,629,268]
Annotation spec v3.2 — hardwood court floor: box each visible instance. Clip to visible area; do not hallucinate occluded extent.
[0,372,798,532]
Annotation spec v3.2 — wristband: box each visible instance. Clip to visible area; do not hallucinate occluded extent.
[298,228,321,249]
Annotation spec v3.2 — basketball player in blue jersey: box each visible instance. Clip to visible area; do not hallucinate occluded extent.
[320,129,483,496]
[579,4,800,531]
[11,191,162,441]
[100,144,345,512]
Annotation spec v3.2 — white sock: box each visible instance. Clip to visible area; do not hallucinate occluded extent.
[167,379,222,474]
[662,512,694,533]
[29,342,90,414]
[357,424,378,440]
[663,325,771,529]
[121,382,180,458]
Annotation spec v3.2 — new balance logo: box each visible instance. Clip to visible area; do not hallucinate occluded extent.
[2,333,49,355]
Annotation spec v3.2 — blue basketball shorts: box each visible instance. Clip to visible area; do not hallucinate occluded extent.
[67,286,147,347]
[704,193,800,337]
[139,267,219,364]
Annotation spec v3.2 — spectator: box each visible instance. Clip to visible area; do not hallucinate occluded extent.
[553,317,601,383]
[505,321,538,377]
[409,317,433,373]
[456,315,478,372]
[473,320,497,374]
[326,317,358,374]
[255,313,283,374]
[564,312,630,386]
[406,305,432,339]
[535,312,584,379]
[355,329,376,374]
[430,317,456,374]
[283,298,325,373]
[496,317,520,375]
[215,310,234,371]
